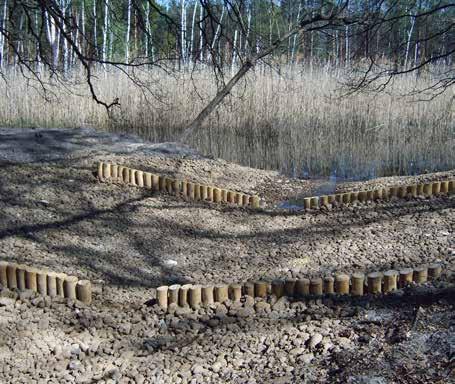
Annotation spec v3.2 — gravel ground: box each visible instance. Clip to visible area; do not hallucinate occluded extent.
[0,127,454,383]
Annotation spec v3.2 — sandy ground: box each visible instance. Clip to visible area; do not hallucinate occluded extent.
[0,127,454,383]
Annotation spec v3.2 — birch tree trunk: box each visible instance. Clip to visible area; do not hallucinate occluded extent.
[404,12,416,69]
[125,0,131,63]
[190,1,197,64]
[92,0,97,55]
[145,1,150,58]
[199,4,203,62]
[181,0,186,66]
[0,0,8,68]
[102,0,109,66]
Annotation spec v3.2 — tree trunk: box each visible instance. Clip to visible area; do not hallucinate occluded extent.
[125,0,131,63]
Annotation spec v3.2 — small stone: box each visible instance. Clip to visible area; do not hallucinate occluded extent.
[68,360,81,370]
[255,301,271,313]
[0,297,15,307]
[308,333,323,349]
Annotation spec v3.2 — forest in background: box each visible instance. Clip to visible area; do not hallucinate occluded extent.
[0,1,454,178]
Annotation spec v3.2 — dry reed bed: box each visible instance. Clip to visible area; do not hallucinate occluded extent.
[1,68,454,177]
[0,260,92,304]
[155,263,445,310]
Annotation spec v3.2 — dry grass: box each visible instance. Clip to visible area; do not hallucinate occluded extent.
[1,67,454,178]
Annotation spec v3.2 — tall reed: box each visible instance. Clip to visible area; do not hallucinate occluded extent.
[1,66,453,178]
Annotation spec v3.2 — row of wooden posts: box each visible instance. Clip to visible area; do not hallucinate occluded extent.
[0,261,92,304]
[97,162,261,208]
[304,179,455,209]
[156,263,443,310]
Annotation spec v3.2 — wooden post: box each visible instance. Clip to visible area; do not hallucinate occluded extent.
[56,273,67,297]
[309,278,323,295]
[227,191,236,204]
[284,279,296,297]
[97,162,104,179]
[328,195,336,204]
[214,285,229,303]
[201,285,214,305]
[122,167,129,184]
[251,195,261,209]
[423,183,432,197]
[136,170,144,188]
[440,181,449,194]
[16,265,27,291]
[383,270,398,293]
[144,172,152,189]
[168,284,180,305]
[448,180,455,194]
[159,176,166,192]
[334,274,350,295]
[398,186,407,198]
[129,169,137,186]
[172,180,181,196]
[6,263,18,289]
[207,186,214,202]
[0,261,8,287]
[335,193,343,204]
[24,267,38,292]
[351,273,365,296]
[295,278,310,297]
[428,263,442,280]
[389,186,399,198]
[229,284,242,301]
[179,284,191,307]
[189,285,202,308]
[201,185,208,200]
[164,178,172,194]
[213,188,221,203]
[235,193,243,206]
[243,282,255,297]
[254,281,268,298]
[413,266,428,284]
[152,175,160,191]
[221,190,228,203]
[399,268,414,287]
[242,195,251,206]
[417,184,424,196]
[271,279,284,298]
[102,163,111,179]
[47,272,58,297]
[367,272,383,294]
[156,286,169,310]
[76,280,92,304]
[303,197,311,209]
[381,188,389,200]
[343,193,352,204]
[350,192,359,203]
[408,185,417,198]
[373,189,382,200]
[323,276,334,294]
[194,183,201,200]
[111,164,118,179]
[63,276,78,299]
[320,195,329,206]
[117,166,125,182]
[310,197,319,208]
[432,182,441,195]
[187,182,195,199]
[358,191,368,203]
